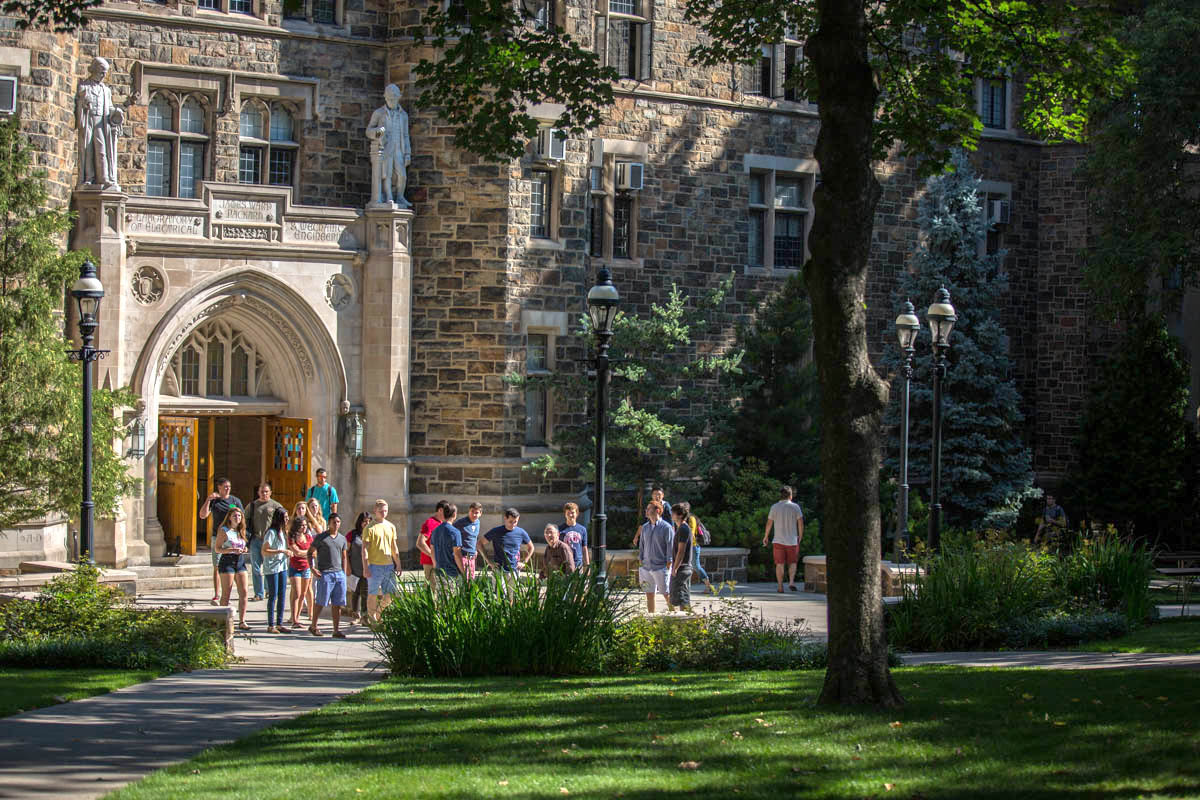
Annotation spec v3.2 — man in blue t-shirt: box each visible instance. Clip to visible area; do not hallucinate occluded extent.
[431,503,463,583]
[454,501,483,579]
[483,508,534,574]
[305,468,339,520]
[560,501,590,572]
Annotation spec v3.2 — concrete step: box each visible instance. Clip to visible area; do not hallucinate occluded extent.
[135,575,214,592]
[132,564,212,579]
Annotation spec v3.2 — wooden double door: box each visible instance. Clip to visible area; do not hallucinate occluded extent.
[157,415,312,555]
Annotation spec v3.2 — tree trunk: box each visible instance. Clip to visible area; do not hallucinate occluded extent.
[805,0,903,707]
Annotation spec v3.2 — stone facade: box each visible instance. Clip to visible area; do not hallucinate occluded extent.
[0,0,1159,567]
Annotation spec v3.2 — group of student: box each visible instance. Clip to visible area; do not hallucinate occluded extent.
[198,469,720,636]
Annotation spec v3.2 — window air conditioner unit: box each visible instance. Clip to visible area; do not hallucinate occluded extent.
[0,76,16,115]
[535,128,566,161]
[616,161,644,192]
[989,199,1011,225]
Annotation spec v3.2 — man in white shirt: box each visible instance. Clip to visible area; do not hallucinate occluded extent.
[762,484,804,593]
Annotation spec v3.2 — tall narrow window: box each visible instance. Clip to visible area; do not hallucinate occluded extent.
[980,77,1007,129]
[181,347,200,396]
[239,147,262,184]
[588,167,605,256]
[206,342,225,397]
[525,332,550,447]
[146,141,172,197]
[530,170,551,238]
[613,195,633,259]
[231,346,250,396]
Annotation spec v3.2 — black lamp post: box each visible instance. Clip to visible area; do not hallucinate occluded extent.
[926,286,957,553]
[586,267,619,586]
[894,300,919,561]
[69,261,108,564]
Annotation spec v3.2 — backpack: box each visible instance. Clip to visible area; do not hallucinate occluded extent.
[690,515,711,546]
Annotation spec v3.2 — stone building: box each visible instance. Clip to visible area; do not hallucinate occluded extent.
[0,0,1158,568]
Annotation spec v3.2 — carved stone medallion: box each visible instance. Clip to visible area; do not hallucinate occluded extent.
[325,273,355,312]
[131,266,166,305]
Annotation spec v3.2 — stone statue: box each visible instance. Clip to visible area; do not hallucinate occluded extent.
[366,83,412,209]
[75,56,123,190]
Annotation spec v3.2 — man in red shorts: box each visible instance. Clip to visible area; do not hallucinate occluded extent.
[762,485,804,593]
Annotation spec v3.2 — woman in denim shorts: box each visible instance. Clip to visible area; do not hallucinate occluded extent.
[214,507,251,631]
[287,516,314,629]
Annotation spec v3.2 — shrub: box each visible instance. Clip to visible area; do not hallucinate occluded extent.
[888,540,1059,650]
[1051,533,1154,623]
[604,597,895,673]
[998,611,1130,649]
[373,569,629,677]
[0,563,229,672]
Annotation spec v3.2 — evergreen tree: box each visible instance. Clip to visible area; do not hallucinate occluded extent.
[1073,318,1191,540]
[882,151,1036,531]
[720,273,822,507]
[514,275,743,495]
[0,115,138,530]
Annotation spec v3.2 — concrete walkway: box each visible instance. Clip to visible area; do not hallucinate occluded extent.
[0,665,378,800]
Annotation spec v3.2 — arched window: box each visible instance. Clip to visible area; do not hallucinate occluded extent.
[239,101,298,188]
[145,91,210,199]
[165,320,274,400]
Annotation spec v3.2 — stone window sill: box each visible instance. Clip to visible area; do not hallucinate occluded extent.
[528,237,565,251]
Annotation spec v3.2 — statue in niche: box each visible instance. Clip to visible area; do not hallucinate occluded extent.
[75,56,124,190]
[366,83,412,209]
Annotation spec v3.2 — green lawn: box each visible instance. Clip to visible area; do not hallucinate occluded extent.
[109,668,1200,799]
[1077,615,1200,654]
[0,668,159,717]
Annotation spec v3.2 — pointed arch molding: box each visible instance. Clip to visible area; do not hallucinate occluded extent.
[133,268,348,405]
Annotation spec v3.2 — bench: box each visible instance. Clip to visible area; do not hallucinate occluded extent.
[1155,567,1200,613]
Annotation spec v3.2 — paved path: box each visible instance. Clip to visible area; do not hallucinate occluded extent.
[0,665,378,800]
[902,651,1200,670]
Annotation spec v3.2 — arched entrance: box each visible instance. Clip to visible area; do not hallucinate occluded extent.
[132,269,347,556]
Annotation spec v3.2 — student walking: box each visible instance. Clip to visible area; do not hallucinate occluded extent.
[669,506,694,612]
[560,502,590,572]
[199,477,243,606]
[214,506,251,631]
[679,501,713,593]
[763,484,804,593]
[363,500,402,624]
[287,516,315,629]
[633,487,672,547]
[637,500,674,613]
[305,467,340,520]
[259,507,290,633]
[345,511,370,624]
[453,502,483,579]
[309,512,349,638]
[248,481,283,601]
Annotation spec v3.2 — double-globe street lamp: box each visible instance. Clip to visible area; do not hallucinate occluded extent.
[925,286,957,553]
[68,260,108,564]
[586,267,620,586]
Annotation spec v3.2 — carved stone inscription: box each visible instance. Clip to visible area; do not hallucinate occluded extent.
[212,199,276,223]
[127,213,204,237]
[285,221,350,246]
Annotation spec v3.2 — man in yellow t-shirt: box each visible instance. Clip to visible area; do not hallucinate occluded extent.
[362,499,402,623]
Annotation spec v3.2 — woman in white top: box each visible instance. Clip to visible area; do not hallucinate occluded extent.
[259,507,290,633]
[214,507,251,630]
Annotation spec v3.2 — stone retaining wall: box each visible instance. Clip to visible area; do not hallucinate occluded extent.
[802,555,920,598]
